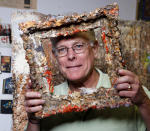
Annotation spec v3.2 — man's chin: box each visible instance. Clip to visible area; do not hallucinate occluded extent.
[66,75,88,84]
[67,76,83,82]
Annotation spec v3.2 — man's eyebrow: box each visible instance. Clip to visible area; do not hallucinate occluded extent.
[56,45,67,48]
[73,41,86,44]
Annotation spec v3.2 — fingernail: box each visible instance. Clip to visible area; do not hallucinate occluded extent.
[125,103,130,107]
[38,93,41,97]
[40,105,43,109]
[42,100,45,103]
[114,84,117,88]
[119,69,124,72]
[118,69,121,73]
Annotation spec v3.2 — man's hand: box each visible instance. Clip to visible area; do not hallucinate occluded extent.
[115,69,150,130]
[115,69,148,106]
[25,80,45,124]
[25,91,45,113]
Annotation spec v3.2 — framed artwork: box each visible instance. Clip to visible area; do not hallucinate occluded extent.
[1,56,11,73]
[137,0,150,21]
[1,100,13,114]
[12,3,150,130]
[0,52,1,74]
[0,24,11,36]
[12,3,131,120]
[0,0,37,9]
[3,77,13,94]
[0,24,11,45]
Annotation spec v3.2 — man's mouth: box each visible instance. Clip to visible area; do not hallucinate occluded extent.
[66,65,82,69]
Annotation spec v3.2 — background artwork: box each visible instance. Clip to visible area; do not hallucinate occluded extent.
[137,0,150,21]
[0,24,11,45]
[142,53,150,74]
[1,56,11,73]
[0,52,1,74]
[0,0,37,9]
[0,24,11,36]
[1,100,13,114]
[3,77,13,94]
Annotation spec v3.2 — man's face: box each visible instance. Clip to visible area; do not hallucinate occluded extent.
[54,37,97,82]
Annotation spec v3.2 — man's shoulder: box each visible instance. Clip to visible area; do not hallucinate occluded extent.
[142,86,150,99]
[95,68,111,88]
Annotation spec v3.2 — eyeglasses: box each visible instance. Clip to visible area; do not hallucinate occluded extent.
[54,42,89,57]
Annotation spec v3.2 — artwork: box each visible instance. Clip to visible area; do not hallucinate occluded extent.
[118,20,150,88]
[0,0,37,9]
[137,0,150,21]
[11,3,150,131]
[1,100,13,114]
[3,77,13,94]
[0,36,10,44]
[0,52,1,74]
[11,3,135,131]
[1,56,11,73]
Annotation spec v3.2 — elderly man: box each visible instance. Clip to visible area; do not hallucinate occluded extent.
[25,31,150,131]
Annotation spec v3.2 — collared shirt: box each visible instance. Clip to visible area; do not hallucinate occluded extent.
[54,69,111,95]
[39,69,148,131]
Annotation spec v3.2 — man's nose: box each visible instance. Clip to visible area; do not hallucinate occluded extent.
[67,48,76,60]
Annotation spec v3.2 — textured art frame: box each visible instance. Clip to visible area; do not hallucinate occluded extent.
[11,3,132,131]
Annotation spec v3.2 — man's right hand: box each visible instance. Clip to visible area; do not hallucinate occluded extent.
[25,90,45,113]
[25,81,45,125]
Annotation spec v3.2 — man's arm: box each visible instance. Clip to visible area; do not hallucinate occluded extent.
[26,121,40,131]
[25,90,45,131]
[116,69,150,131]
[138,87,150,131]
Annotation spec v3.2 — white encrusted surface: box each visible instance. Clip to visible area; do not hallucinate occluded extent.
[11,11,42,131]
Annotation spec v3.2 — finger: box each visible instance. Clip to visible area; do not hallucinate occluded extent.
[26,105,43,113]
[116,83,130,91]
[25,99,45,107]
[118,90,135,98]
[26,79,32,90]
[116,75,134,85]
[25,91,42,99]
[118,69,136,77]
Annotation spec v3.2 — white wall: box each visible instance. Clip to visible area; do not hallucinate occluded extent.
[37,0,137,20]
[0,0,137,24]
[0,0,137,130]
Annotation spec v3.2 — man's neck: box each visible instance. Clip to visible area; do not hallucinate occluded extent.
[68,69,99,92]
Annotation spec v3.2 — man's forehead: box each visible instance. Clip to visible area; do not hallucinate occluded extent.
[51,30,95,46]
[56,37,87,47]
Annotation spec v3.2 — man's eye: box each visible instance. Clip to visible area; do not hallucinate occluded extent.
[74,44,84,49]
[57,48,66,54]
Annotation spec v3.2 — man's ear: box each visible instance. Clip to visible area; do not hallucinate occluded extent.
[92,41,99,59]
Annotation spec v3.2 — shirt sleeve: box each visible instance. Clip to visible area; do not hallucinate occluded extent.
[142,86,150,99]
[135,86,150,131]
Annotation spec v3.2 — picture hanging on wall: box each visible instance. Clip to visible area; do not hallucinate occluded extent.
[0,52,1,74]
[0,0,37,9]
[0,36,11,44]
[2,77,13,94]
[1,100,13,114]
[0,24,11,36]
[1,56,11,73]
[137,0,150,21]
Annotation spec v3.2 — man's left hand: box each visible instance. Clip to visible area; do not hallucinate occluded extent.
[115,69,147,106]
